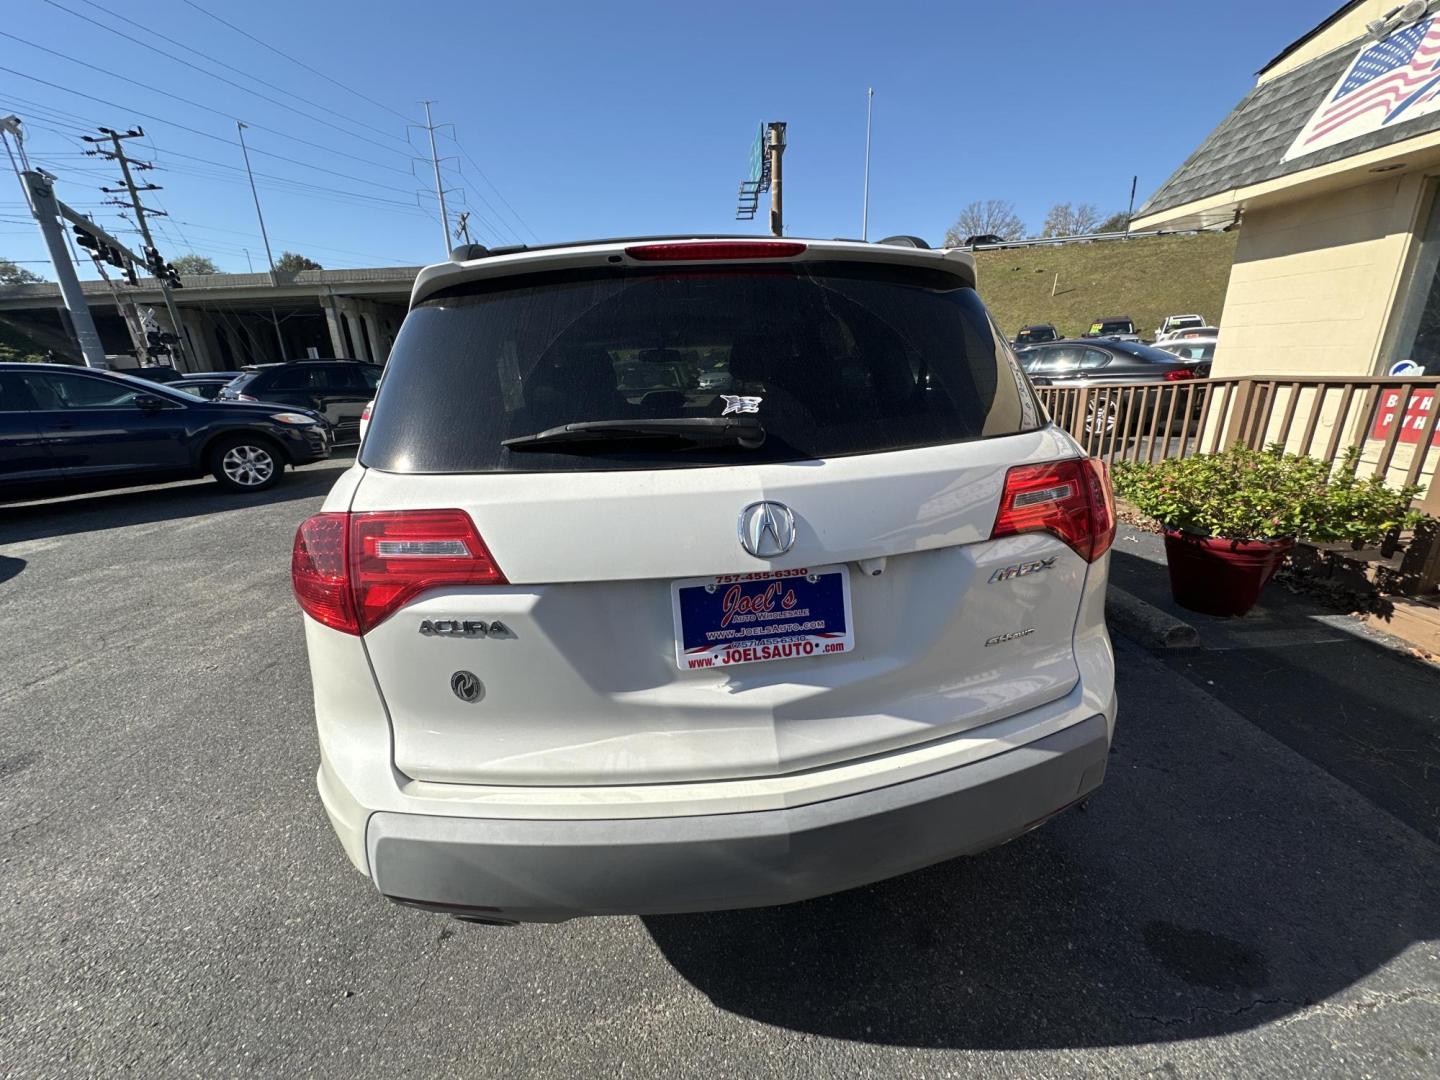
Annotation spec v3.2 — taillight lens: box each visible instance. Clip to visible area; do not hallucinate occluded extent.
[292,513,355,633]
[624,241,807,261]
[291,509,506,635]
[361,402,372,421]
[1163,368,1196,381]
[990,458,1115,563]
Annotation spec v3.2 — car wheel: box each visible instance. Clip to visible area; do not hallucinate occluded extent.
[1084,396,1119,436]
[210,434,284,492]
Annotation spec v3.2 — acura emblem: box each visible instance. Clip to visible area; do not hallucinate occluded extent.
[738,501,796,558]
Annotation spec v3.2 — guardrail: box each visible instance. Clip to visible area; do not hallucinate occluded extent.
[1035,374,1440,590]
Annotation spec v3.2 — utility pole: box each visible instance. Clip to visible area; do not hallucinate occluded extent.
[420,101,453,253]
[20,170,106,367]
[85,126,191,368]
[235,121,286,358]
[1126,174,1138,234]
[862,89,874,241]
[768,121,787,238]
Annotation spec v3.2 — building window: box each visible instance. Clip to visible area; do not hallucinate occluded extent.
[1389,183,1440,375]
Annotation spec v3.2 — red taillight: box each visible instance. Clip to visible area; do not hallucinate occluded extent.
[624,241,807,261]
[990,458,1115,563]
[291,509,506,635]
[292,512,356,633]
[361,402,372,421]
[1163,367,1196,381]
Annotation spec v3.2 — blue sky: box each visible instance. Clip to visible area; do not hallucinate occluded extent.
[2,0,1325,278]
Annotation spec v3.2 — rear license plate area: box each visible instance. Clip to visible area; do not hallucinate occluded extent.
[671,565,854,670]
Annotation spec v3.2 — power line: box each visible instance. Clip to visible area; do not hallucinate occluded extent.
[62,0,414,148]
[180,0,415,124]
[0,32,415,178]
[452,138,541,242]
[40,0,413,161]
[0,72,425,197]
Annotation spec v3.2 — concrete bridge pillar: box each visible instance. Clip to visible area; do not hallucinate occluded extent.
[323,294,347,359]
[337,299,371,363]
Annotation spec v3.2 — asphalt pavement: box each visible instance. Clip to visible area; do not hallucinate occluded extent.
[1,460,1437,1078]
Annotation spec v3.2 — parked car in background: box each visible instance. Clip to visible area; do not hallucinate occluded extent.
[1155,314,1210,340]
[1014,323,1059,347]
[1158,325,1219,345]
[1017,338,1209,383]
[962,233,1006,247]
[110,365,186,384]
[169,372,243,400]
[0,363,330,498]
[292,234,1117,923]
[1016,338,1207,436]
[1083,316,1140,343]
[1156,339,1217,366]
[219,358,381,445]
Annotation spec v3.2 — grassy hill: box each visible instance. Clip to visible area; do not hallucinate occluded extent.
[972,231,1238,340]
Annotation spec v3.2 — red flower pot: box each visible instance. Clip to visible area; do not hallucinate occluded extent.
[1161,528,1295,617]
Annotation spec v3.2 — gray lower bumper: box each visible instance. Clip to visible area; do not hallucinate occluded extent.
[367,714,1110,922]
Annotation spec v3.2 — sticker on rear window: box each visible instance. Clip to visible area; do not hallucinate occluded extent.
[720,394,762,415]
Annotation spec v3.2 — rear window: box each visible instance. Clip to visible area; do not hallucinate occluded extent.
[1107,340,1194,364]
[361,260,1041,473]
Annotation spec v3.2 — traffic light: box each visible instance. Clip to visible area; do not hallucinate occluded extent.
[142,245,184,289]
[73,225,100,254]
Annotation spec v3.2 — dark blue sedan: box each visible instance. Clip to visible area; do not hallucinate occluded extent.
[0,363,332,499]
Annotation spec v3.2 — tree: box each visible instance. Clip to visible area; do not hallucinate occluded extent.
[1097,210,1129,233]
[171,253,218,275]
[274,251,323,272]
[1041,202,1103,238]
[0,257,43,285]
[943,200,1025,246]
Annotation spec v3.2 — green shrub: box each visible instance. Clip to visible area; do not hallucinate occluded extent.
[1111,445,1425,544]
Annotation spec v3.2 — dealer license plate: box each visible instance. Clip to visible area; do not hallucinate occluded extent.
[671,565,854,670]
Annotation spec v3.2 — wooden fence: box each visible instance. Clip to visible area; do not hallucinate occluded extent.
[1035,374,1440,590]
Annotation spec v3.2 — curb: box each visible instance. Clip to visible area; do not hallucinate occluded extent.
[1106,586,1200,649]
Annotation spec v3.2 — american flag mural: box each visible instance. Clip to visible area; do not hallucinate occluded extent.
[1284,17,1440,161]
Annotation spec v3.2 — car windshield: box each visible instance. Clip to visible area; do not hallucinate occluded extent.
[362,260,1042,473]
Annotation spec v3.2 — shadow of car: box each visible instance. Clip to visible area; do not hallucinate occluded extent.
[642,638,1439,1049]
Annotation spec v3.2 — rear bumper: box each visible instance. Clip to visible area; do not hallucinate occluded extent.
[361,713,1109,922]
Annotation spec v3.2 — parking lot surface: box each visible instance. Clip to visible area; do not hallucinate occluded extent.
[1,460,1438,1078]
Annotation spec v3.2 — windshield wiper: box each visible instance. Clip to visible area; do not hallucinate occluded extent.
[502,417,766,452]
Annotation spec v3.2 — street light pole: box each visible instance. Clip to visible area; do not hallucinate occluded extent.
[236,122,277,278]
[862,88,874,242]
[236,121,285,358]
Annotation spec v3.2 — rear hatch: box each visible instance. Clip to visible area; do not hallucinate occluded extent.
[347,242,1103,786]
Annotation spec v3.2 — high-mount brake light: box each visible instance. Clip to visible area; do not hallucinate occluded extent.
[291,509,506,635]
[990,458,1115,563]
[624,241,807,261]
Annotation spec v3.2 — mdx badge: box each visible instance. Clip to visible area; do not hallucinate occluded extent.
[419,619,511,638]
[738,501,796,559]
[989,556,1056,583]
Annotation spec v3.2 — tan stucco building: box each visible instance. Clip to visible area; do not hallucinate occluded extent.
[1134,0,1440,380]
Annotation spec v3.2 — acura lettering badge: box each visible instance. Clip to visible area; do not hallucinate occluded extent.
[738,501,797,559]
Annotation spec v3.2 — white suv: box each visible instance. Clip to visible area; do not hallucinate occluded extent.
[292,236,1117,924]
